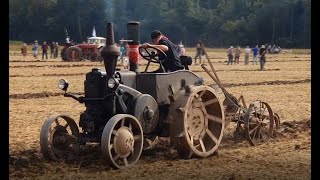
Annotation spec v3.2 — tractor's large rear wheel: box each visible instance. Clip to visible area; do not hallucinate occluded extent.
[65,46,83,61]
[90,52,103,62]
[61,47,68,61]
[169,85,225,159]
[40,114,80,160]
[101,114,144,169]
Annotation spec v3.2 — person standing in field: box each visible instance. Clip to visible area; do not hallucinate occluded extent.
[32,41,39,59]
[50,42,55,59]
[194,40,203,64]
[119,43,126,64]
[41,41,48,60]
[178,41,186,56]
[21,43,28,58]
[54,42,59,58]
[259,45,267,70]
[200,41,207,62]
[66,36,70,44]
[227,46,234,65]
[244,46,251,65]
[234,46,241,65]
[252,45,259,65]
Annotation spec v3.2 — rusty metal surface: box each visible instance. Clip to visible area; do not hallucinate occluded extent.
[169,85,225,158]
[200,53,280,146]
[274,112,281,130]
[244,101,275,146]
[40,114,80,160]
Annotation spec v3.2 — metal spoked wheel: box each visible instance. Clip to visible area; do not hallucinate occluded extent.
[233,106,247,139]
[40,114,80,160]
[232,96,249,139]
[101,114,144,169]
[244,101,274,146]
[170,85,225,158]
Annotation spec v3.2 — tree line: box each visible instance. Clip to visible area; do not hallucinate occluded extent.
[9,0,310,48]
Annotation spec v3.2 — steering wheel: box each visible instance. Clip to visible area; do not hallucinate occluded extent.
[139,46,167,73]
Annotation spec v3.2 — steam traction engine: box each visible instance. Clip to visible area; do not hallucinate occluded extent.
[40,22,279,169]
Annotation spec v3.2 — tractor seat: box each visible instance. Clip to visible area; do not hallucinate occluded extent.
[180,55,193,70]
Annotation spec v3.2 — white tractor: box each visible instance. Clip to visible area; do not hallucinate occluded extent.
[87,36,106,49]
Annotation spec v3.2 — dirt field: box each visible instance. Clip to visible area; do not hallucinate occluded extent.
[9,49,311,179]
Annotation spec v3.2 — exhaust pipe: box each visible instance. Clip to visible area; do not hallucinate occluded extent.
[100,22,120,76]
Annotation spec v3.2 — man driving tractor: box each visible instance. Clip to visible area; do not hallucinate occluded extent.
[140,30,185,72]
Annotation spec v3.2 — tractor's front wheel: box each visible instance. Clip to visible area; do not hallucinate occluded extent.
[101,114,144,169]
[40,114,80,160]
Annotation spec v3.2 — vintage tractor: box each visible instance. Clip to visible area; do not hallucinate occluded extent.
[60,37,106,61]
[268,45,281,54]
[40,22,280,169]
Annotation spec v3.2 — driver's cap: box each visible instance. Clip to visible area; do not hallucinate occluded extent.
[151,30,162,39]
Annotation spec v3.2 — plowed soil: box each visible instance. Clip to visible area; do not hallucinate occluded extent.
[9,49,311,179]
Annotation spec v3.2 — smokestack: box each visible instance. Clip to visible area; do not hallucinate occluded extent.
[100,22,120,76]
[127,21,140,72]
[127,21,140,45]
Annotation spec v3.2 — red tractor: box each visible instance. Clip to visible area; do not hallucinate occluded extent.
[61,37,106,62]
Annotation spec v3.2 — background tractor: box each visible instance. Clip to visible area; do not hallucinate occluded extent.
[60,37,106,61]
[40,22,279,169]
[267,44,282,54]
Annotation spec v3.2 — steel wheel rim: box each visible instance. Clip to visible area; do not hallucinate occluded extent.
[40,114,79,160]
[184,86,225,157]
[245,101,274,146]
[101,114,143,169]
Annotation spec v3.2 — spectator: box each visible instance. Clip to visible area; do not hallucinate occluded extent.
[178,41,186,56]
[194,40,203,64]
[244,46,251,65]
[42,41,48,60]
[227,46,234,65]
[21,43,28,58]
[125,42,129,57]
[66,36,70,44]
[259,45,267,70]
[234,46,241,65]
[119,43,126,64]
[32,41,39,59]
[54,42,59,58]
[50,42,55,59]
[252,45,259,65]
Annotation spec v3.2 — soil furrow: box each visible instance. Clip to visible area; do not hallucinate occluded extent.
[9,79,310,99]
[9,59,310,68]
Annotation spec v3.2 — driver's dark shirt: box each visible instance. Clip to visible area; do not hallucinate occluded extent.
[158,38,184,72]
